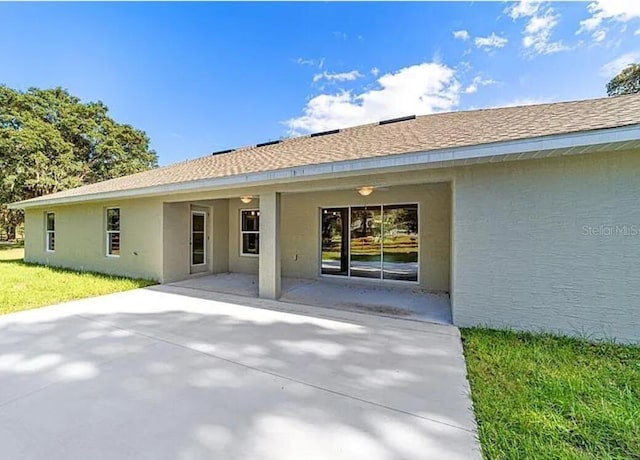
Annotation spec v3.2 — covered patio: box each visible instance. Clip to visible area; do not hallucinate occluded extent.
[168,273,452,324]
[161,178,452,325]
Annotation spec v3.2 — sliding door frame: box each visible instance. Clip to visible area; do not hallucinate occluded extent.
[318,202,420,285]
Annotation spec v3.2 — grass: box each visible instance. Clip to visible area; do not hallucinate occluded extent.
[462,328,640,459]
[0,247,155,315]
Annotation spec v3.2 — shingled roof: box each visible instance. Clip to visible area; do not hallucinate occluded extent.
[15,94,640,206]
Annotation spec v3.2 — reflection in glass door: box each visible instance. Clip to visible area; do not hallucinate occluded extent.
[320,204,419,282]
[350,207,382,279]
[382,204,418,281]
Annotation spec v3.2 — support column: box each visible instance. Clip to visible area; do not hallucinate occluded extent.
[259,191,281,299]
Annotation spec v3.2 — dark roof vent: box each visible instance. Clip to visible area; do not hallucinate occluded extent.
[379,115,416,126]
[212,148,235,156]
[310,129,340,138]
[256,140,281,148]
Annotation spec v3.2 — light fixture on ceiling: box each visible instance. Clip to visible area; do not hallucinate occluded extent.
[240,196,253,204]
[357,186,374,197]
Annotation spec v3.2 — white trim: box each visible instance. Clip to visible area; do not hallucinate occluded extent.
[240,208,260,257]
[190,210,207,267]
[10,125,640,209]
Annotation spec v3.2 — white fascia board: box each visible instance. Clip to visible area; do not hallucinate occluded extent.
[11,124,640,209]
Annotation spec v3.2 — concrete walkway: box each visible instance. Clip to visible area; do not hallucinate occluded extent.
[0,286,480,460]
[170,273,453,324]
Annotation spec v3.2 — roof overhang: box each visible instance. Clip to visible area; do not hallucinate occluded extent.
[10,124,640,209]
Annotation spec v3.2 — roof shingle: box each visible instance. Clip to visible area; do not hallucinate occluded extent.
[18,94,640,204]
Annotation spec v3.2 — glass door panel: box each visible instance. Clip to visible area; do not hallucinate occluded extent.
[191,211,206,266]
[350,207,382,279]
[382,204,418,281]
[321,208,348,275]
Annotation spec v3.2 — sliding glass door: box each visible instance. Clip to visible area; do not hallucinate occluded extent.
[350,207,382,279]
[321,208,349,276]
[320,204,418,282]
[382,204,418,281]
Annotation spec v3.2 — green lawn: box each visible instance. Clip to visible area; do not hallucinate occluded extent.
[462,328,640,459]
[0,246,155,315]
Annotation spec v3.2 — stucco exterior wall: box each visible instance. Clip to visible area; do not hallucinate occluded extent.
[161,202,190,283]
[452,149,640,343]
[25,198,163,281]
[161,200,230,282]
[210,200,230,274]
[279,183,451,291]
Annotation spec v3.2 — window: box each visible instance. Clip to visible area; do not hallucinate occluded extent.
[45,212,55,252]
[106,208,120,256]
[240,209,259,256]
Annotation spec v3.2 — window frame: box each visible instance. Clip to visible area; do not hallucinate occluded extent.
[239,208,260,257]
[45,212,55,252]
[105,207,121,258]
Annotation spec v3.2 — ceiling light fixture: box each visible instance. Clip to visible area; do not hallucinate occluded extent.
[357,186,374,197]
[240,196,253,204]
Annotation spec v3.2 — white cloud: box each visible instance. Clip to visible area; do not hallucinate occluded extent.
[507,2,568,55]
[578,1,640,42]
[370,67,380,77]
[285,62,460,134]
[475,33,508,49]
[464,76,497,94]
[313,70,363,83]
[496,97,555,108]
[600,51,640,77]
[507,0,541,20]
[593,29,607,42]
[295,57,325,69]
[636,29,640,35]
[453,30,470,41]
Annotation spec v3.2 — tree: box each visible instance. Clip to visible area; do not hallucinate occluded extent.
[0,86,157,240]
[606,63,640,96]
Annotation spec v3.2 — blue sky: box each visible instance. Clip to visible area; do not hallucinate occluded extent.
[1,1,639,165]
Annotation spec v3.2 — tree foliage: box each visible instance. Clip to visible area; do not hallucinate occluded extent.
[606,63,640,96]
[0,86,157,239]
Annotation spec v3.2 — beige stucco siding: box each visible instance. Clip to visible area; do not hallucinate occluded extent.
[279,183,451,291]
[211,200,230,274]
[452,149,640,343]
[162,200,230,282]
[161,202,190,283]
[25,199,163,281]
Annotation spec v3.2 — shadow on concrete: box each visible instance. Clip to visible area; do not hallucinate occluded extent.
[0,286,479,460]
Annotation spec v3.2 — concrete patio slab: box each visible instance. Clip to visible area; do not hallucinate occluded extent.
[169,273,452,324]
[0,286,479,460]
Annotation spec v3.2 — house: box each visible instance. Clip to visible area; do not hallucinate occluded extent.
[10,95,640,343]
